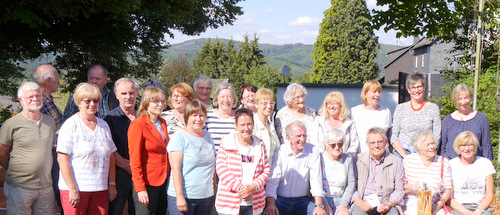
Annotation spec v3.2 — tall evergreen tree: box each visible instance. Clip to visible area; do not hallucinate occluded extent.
[310,0,379,84]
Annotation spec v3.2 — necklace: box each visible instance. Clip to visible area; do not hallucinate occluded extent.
[410,100,426,112]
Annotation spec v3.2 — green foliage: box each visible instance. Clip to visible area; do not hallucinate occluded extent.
[310,0,379,84]
[0,0,243,94]
[158,57,197,90]
[0,106,15,127]
[193,35,280,92]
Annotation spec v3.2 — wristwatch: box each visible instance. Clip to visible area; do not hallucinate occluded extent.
[315,204,324,209]
[477,208,485,213]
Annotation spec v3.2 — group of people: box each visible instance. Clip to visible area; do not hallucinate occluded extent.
[0,65,495,215]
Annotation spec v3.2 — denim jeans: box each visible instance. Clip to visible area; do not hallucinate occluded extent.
[167,195,214,215]
[324,196,342,212]
[218,205,254,215]
[274,196,315,215]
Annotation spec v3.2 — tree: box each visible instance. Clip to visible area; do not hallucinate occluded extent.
[0,0,243,94]
[372,0,499,51]
[310,0,379,84]
[158,57,197,90]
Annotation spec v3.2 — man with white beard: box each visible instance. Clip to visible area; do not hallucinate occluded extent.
[0,82,56,214]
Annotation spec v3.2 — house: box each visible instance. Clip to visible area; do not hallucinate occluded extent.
[384,37,463,101]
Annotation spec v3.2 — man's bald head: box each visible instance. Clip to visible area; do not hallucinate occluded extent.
[34,65,60,94]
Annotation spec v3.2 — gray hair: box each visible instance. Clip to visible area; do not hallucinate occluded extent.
[18,82,41,98]
[33,66,57,85]
[366,127,387,142]
[212,83,237,108]
[406,72,424,88]
[193,76,213,89]
[114,78,139,93]
[412,131,437,152]
[283,83,308,105]
[285,121,307,137]
[323,128,345,149]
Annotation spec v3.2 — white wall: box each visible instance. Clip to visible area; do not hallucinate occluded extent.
[276,84,399,114]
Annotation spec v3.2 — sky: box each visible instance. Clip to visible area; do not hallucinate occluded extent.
[167,0,412,46]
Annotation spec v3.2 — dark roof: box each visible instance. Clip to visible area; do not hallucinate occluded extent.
[384,37,427,69]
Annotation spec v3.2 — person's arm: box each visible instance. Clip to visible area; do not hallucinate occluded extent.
[313,196,327,215]
[108,152,117,201]
[58,152,80,208]
[264,149,282,215]
[389,160,405,205]
[216,143,243,191]
[127,120,149,205]
[169,151,188,212]
[475,174,494,213]
[480,114,494,160]
[264,197,279,215]
[274,113,284,145]
[390,105,406,157]
[114,153,131,174]
[346,122,360,155]
[439,116,449,156]
[238,141,271,199]
[432,188,451,215]
[0,144,10,170]
[340,156,355,207]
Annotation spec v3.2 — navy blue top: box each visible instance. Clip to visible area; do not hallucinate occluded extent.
[439,111,494,160]
[104,107,133,160]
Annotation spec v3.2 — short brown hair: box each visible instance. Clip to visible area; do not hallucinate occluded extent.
[184,100,207,122]
[168,82,196,108]
[235,108,254,124]
[239,83,258,101]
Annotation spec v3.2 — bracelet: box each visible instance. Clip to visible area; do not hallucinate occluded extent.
[109,182,116,185]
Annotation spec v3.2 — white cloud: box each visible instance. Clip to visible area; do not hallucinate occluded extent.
[288,16,321,26]
[366,0,377,7]
[237,17,263,25]
[259,29,270,33]
[272,34,292,39]
[301,30,318,37]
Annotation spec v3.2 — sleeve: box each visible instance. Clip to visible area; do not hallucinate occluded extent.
[340,155,356,207]
[309,147,325,197]
[442,158,452,190]
[0,119,13,146]
[57,119,75,155]
[166,132,185,153]
[439,116,449,156]
[274,112,284,145]
[389,160,405,205]
[215,141,242,192]
[390,105,402,144]
[479,113,493,160]
[103,124,117,153]
[128,119,147,192]
[387,108,393,128]
[431,104,442,146]
[265,148,282,199]
[311,117,324,149]
[252,141,271,190]
[346,122,360,155]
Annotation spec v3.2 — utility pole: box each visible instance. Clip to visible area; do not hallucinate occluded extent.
[473,0,484,110]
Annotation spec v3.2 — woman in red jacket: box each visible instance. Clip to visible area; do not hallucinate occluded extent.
[215,108,270,215]
[128,87,169,215]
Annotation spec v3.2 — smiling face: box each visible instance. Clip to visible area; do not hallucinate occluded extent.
[326,139,343,158]
[171,90,190,112]
[147,97,166,117]
[20,89,43,111]
[458,141,475,160]
[235,114,254,141]
[79,97,100,116]
[241,89,256,109]
[195,82,212,101]
[217,89,235,112]
[287,124,307,154]
[455,91,471,113]
[187,110,206,131]
[365,88,381,107]
[289,88,305,110]
[88,68,107,93]
[366,132,387,159]
[418,134,437,158]
[326,101,341,118]
[256,99,275,117]
[407,80,425,101]
[116,81,137,110]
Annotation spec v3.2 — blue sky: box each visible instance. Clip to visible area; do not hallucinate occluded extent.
[168,0,412,46]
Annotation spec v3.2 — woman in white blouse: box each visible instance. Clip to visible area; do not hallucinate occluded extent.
[252,88,279,162]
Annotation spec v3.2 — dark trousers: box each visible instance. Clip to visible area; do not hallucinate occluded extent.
[51,148,63,214]
[109,168,135,215]
[133,180,167,215]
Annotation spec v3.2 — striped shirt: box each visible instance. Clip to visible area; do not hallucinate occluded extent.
[41,92,65,146]
[205,110,235,153]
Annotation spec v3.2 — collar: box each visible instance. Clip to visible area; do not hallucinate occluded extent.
[222,131,260,150]
[102,86,110,97]
[284,141,311,156]
[369,152,387,164]
[42,91,53,103]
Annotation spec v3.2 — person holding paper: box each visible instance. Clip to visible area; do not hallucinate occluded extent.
[351,127,404,215]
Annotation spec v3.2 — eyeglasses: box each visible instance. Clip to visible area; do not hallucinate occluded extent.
[197,87,212,92]
[329,143,343,148]
[368,140,385,146]
[459,143,475,149]
[171,94,185,99]
[243,95,255,101]
[150,100,166,106]
[23,95,42,101]
[292,94,305,101]
[82,99,99,105]
[408,85,424,91]
[259,101,276,106]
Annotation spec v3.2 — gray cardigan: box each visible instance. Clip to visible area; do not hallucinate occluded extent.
[320,152,355,207]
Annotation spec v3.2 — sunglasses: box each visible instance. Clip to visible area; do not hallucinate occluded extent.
[328,143,343,148]
[82,99,99,105]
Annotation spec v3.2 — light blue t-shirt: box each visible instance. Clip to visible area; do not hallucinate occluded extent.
[167,129,216,199]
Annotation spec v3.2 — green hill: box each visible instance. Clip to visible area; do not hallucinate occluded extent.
[162,38,401,79]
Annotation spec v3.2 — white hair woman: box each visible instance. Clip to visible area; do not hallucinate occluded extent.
[402,131,452,215]
[275,83,317,145]
[320,129,355,215]
[205,82,237,153]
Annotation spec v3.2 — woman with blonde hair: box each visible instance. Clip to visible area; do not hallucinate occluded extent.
[350,80,392,153]
[128,87,169,215]
[314,91,359,153]
[450,131,494,215]
[440,83,493,160]
[252,88,279,162]
[57,83,117,214]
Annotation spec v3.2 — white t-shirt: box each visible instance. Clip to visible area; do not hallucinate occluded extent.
[450,156,495,204]
[57,115,117,191]
[237,142,259,206]
[350,105,392,153]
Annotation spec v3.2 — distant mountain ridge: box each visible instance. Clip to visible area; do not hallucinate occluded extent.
[163,38,402,78]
